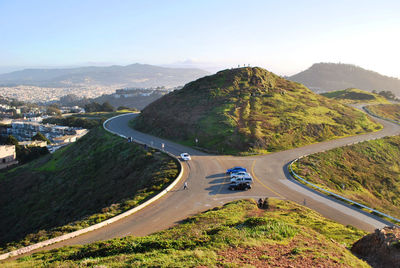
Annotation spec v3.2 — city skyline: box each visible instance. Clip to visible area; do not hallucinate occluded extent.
[1,0,399,77]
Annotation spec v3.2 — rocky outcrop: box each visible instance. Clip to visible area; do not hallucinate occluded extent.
[351,226,400,268]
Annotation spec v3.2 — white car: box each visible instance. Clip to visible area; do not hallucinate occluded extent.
[230,176,253,184]
[180,153,191,161]
[230,171,248,179]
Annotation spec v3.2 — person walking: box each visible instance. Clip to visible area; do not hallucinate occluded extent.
[183,181,188,190]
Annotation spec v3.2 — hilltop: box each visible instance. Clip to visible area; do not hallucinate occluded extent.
[3,199,368,267]
[321,88,390,104]
[0,127,179,253]
[133,67,381,154]
[289,63,400,95]
[0,63,209,88]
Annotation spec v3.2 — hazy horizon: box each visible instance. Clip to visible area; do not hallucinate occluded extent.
[1,0,399,77]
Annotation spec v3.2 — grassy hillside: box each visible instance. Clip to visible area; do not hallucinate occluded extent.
[0,127,179,253]
[4,199,368,267]
[292,135,400,219]
[367,103,400,122]
[321,88,390,104]
[133,67,381,154]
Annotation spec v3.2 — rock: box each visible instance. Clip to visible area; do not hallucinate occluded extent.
[351,226,400,268]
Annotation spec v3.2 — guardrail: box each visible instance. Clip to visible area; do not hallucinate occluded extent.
[363,106,400,126]
[289,157,400,224]
[0,113,184,260]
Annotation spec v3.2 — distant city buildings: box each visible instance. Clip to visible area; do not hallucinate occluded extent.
[0,119,88,153]
[18,140,48,147]
[0,85,117,103]
[2,120,87,142]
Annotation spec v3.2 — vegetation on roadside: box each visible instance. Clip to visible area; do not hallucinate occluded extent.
[367,103,400,122]
[321,88,390,104]
[4,199,368,267]
[133,67,381,155]
[43,110,135,129]
[292,135,400,219]
[0,127,179,254]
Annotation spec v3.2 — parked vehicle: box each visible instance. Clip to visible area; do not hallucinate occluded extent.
[230,175,253,184]
[230,171,248,179]
[228,182,251,191]
[180,153,191,161]
[226,166,247,174]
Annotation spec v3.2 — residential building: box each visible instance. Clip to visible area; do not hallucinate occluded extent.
[0,145,17,169]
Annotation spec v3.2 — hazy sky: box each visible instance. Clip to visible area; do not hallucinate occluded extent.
[1,0,399,77]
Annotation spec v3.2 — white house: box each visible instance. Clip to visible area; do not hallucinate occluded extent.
[0,145,17,168]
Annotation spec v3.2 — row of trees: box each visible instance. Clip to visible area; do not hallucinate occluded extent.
[372,90,397,100]
[43,116,101,129]
[84,102,114,112]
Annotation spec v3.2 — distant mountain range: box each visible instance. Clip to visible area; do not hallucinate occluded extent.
[289,63,400,95]
[0,63,209,88]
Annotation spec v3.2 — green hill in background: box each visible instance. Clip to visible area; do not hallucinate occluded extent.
[133,67,381,154]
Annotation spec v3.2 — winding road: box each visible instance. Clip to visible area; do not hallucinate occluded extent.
[10,110,400,258]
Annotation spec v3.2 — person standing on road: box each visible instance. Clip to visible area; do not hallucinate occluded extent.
[184,181,188,190]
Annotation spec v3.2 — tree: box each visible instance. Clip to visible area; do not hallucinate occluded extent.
[84,102,103,112]
[378,90,396,100]
[102,102,114,112]
[117,106,130,111]
[6,135,19,146]
[46,106,61,116]
[32,132,51,144]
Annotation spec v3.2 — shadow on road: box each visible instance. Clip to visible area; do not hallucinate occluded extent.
[209,178,226,184]
[206,173,226,179]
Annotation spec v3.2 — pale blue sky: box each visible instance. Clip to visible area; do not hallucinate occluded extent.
[0,0,399,76]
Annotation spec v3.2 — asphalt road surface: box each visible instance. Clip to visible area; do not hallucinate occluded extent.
[12,110,400,257]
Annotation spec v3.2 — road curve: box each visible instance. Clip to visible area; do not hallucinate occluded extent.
[9,110,400,258]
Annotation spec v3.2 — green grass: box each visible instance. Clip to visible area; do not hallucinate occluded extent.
[0,127,179,254]
[4,199,368,267]
[292,135,400,219]
[368,103,400,121]
[132,67,381,155]
[321,88,390,104]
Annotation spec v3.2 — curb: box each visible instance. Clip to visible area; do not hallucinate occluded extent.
[0,113,184,260]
